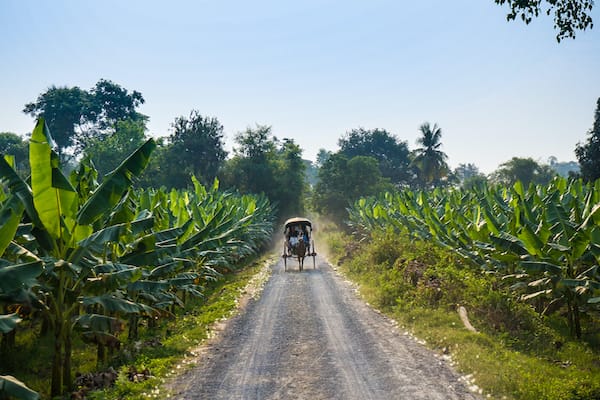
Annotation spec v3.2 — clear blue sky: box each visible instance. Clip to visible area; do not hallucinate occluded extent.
[1,0,599,173]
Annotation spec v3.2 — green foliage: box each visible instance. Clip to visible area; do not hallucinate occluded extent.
[454,163,488,190]
[83,119,148,177]
[326,229,600,400]
[0,119,275,397]
[493,0,594,42]
[23,80,145,161]
[142,111,227,189]
[0,375,39,400]
[411,122,450,188]
[0,133,29,177]
[86,260,268,400]
[491,157,556,186]
[348,177,600,339]
[575,98,600,182]
[338,128,413,185]
[220,126,306,218]
[88,79,145,132]
[313,154,393,225]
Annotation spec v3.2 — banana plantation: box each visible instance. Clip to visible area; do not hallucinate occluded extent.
[348,178,600,339]
[0,120,274,398]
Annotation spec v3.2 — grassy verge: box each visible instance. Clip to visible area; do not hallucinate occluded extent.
[89,255,274,399]
[1,255,274,399]
[321,225,600,400]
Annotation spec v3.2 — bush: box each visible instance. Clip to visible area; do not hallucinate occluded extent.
[325,228,600,400]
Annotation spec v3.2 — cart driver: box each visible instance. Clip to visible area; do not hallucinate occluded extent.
[289,233,299,248]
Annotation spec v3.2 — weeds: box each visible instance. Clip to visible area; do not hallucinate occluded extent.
[325,229,600,400]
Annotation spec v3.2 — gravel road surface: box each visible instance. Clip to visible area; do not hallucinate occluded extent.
[169,255,480,399]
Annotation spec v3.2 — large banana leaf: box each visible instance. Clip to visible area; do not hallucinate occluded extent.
[83,294,141,314]
[74,314,121,333]
[0,157,53,251]
[0,195,24,257]
[77,139,156,225]
[0,261,43,294]
[0,313,21,333]
[29,119,77,241]
[0,375,39,400]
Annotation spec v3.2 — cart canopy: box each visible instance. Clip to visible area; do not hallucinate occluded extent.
[284,217,312,230]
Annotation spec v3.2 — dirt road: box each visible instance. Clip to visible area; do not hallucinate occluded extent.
[170,256,480,399]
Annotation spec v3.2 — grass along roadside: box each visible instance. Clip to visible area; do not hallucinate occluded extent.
[84,254,275,400]
[321,225,600,400]
[0,253,274,400]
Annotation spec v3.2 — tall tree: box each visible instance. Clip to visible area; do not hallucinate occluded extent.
[411,122,450,188]
[493,0,594,41]
[220,126,307,218]
[338,128,413,186]
[221,125,277,196]
[454,163,481,182]
[23,86,93,160]
[316,148,332,169]
[454,163,488,189]
[88,79,145,131]
[23,80,145,160]
[575,98,600,182]
[275,139,306,217]
[167,111,227,187]
[491,157,556,186]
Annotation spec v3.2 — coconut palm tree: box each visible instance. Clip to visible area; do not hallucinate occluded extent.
[411,122,450,187]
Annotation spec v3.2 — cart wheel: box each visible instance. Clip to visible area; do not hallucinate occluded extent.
[283,244,287,271]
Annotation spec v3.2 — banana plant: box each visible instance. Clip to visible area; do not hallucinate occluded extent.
[0,119,156,396]
[348,177,600,338]
[0,119,276,396]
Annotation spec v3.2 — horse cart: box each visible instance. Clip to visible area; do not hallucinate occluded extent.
[282,217,317,271]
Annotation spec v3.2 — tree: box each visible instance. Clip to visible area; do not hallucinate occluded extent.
[493,0,594,41]
[338,128,413,185]
[411,122,450,188]
[315,148,332,169]
[23,86,93,160]
[491,157,556,186]
[275,139,307,217]
[23,80,145,160]
[220,126,306,218]
[221,125,277,195]
[0,132,29,176]
[575,98,600,182]
[313,154,393,224]
[163,111,227,187]
[88,79,145,131]
[454,163,488,190]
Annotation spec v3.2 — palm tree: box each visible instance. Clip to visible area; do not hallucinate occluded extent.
[411,122,450,187]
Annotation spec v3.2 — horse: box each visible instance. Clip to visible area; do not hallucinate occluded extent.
[295,237,307,271]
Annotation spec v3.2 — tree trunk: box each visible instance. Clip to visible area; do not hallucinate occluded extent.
[566,296,582,339]
[128,314,138,341]
[574,304,582,339]
[63,328,73,392]
[97,343,106,367]
[40,314,50,336]
[50,323,63,397]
